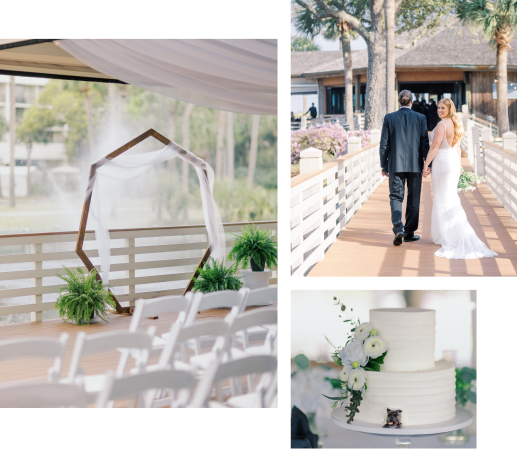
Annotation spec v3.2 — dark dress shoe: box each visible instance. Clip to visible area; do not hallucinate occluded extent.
[393,232,404,246]
[404,234,420,242]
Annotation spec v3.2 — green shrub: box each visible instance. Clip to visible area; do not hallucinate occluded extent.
[192,258,243,293]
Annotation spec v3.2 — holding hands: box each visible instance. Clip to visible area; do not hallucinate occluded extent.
[422,166,431,178]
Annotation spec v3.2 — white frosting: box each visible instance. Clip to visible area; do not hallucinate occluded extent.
[356,361,456,426]
[370,308,436,372]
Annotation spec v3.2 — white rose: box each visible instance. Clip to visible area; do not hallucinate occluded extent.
[354,322,373,341]
[339,366,349,383]
[338,340,368,368]
[363,335,388,359]
[348,368,367,391]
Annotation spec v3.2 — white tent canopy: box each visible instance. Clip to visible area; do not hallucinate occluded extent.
[0,39,277,114]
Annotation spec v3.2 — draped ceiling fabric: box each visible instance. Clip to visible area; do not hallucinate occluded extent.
[58,39,277,115]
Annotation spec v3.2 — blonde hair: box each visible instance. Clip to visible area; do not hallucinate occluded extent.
[438,98,463,146]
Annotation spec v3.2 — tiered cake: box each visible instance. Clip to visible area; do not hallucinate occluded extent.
[355,308,456,426]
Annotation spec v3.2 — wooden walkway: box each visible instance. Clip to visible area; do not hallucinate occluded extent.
[309,158,517,277]
[0,307,263,403]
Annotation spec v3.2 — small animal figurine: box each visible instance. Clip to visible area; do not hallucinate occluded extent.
[383,408,402,429]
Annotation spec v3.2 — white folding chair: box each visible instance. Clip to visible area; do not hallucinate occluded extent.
[162,289,248,355]
[189,307,278,373]
[0,381,86,407]
[225,370,278,408]
[96,369,197,408]
[120,293,193,364]
[189,354,277,408]
[0,333,69,382]
[64,327,155,401]
[235,286,277,347]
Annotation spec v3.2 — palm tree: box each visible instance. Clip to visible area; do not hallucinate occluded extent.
[294,0,364,129]
[215,110,226,179]
[458,0,517,134]
[182,103,195,224]
[0,114,8,197]
[247,115,260,187]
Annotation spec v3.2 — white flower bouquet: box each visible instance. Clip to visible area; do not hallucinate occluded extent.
[457,169,485,193]
[323,297,389,424]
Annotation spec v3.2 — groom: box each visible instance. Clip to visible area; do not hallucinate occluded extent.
[379,89,430,246]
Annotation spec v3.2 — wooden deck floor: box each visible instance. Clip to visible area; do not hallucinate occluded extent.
[309,158,517,277]
[0,307,251,388]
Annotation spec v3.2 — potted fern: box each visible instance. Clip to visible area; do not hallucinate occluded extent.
[55,267,116,325]
[227,225,277,290]
[192,258,243,293]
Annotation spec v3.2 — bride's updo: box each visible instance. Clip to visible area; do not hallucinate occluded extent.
[438,98,463,146]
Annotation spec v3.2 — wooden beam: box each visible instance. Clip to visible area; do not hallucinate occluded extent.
[75,128,214,315]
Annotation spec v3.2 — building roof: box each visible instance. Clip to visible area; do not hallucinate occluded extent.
[292,21,517,78]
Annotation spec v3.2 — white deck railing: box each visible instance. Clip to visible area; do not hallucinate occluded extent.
[483,139,517,220]
[0,221,277,322]
[290,142,383,276]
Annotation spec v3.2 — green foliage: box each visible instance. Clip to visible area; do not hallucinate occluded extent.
[214,179,277,222]
[345,389,363,424]
[458,169,485,192]
[291,36,320,51]
[0,114,8,140]
[397,0,457,36]
[55,267,115,326]
[456,367,477,407]
[192,258,243,293]
[227,224,278,271]
[294,353,311,370]
[457,0,517,48]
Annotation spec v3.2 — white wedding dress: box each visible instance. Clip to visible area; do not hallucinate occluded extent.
[429,121,497,259]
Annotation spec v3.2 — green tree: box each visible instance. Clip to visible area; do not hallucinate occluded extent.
[293,0,364,128]
[291,36,321,51]
[457,0,517,134]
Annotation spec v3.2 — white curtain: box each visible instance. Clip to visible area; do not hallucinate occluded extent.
[86,141,225,284]
[58,39,277,115]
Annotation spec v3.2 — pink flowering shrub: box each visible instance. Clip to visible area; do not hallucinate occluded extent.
[291,124,371,164]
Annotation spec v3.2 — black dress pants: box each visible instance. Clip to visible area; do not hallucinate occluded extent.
[388,172,422,236]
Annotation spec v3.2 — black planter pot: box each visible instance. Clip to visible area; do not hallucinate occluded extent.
[250,258,265,272]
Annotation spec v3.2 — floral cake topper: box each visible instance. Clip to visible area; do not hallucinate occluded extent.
[323,297,389,424]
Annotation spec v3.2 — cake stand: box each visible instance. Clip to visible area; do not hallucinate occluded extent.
[331,406,473,447]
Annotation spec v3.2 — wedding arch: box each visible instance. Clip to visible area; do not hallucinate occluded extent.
[75,128,226,314]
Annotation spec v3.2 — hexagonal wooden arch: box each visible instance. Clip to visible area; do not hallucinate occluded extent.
[75,128,211,315]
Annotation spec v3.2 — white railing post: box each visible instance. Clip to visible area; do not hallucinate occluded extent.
[466,121,475,165]
[30,243,42,322]
[348,136,361,153]
[125,238,136,308]
[471,126,480,176]
[300,148,323,174]
[503,132,517,151]
[462,104,469,130]
[300,116,307,130]
[370,129,381,144]
[480,128,492,143]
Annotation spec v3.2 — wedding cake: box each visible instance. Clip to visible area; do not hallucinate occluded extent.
[355,308,456,426]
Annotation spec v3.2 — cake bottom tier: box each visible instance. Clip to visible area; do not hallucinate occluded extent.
[355,361,456,426]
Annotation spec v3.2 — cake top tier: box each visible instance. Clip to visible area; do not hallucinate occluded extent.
[370,308,435,326]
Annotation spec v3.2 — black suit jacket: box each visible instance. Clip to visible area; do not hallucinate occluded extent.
[379,107,430,173]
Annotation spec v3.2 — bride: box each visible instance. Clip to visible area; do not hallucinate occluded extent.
[422,98,497,259]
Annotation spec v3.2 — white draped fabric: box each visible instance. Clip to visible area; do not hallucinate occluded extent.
[58,39,277,115]
[87,141,225,284]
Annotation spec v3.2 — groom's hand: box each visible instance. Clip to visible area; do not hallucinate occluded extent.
[382,170,389,177]
[422,167,431,178]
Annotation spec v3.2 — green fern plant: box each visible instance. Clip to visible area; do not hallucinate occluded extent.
[192,258,243,293]
[227,225,278,272]
[55,267,116,325]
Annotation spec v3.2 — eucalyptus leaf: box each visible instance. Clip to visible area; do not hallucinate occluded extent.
[293,353,310,370]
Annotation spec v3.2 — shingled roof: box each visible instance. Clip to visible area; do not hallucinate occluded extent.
[292,21,517,78]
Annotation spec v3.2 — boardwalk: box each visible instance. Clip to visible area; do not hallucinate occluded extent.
[309,158,517,277]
